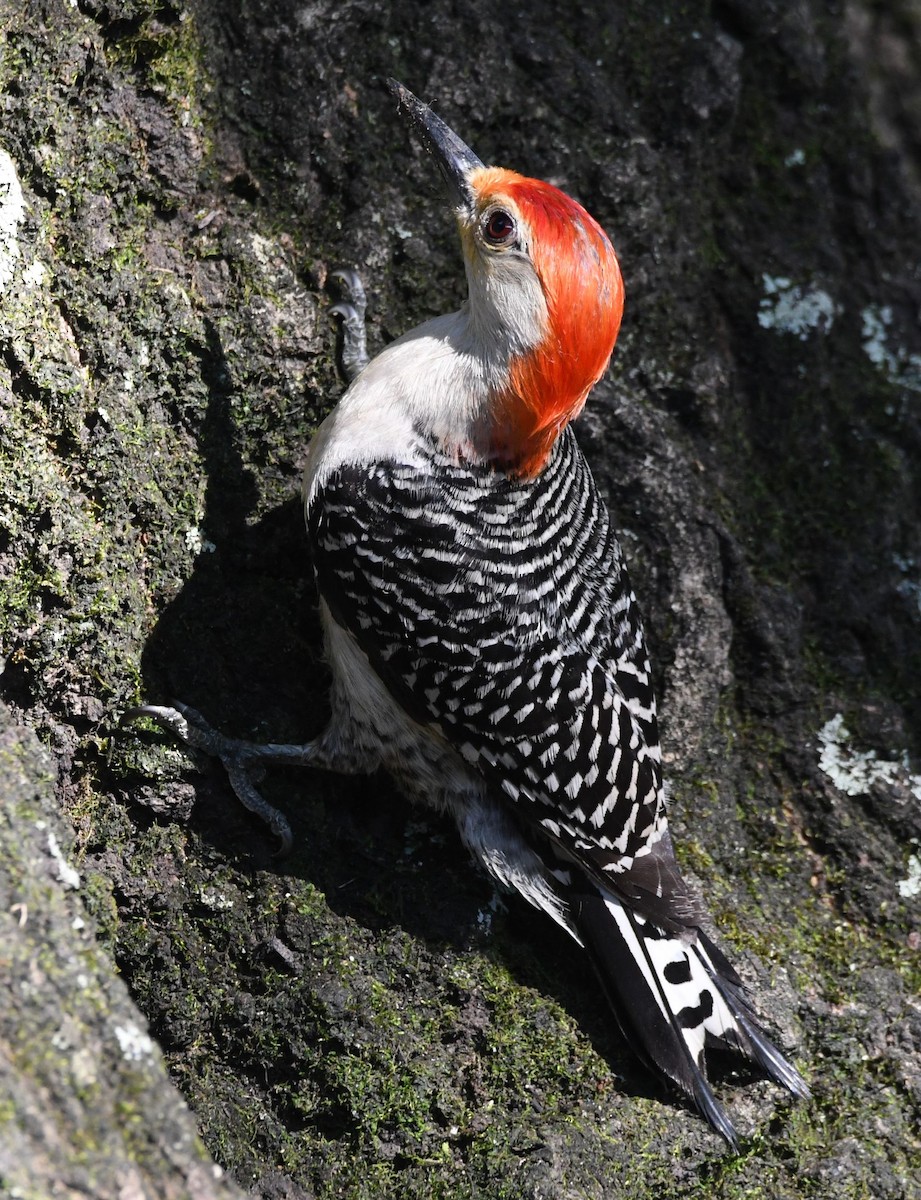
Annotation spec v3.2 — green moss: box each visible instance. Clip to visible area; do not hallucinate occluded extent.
[107,7,209,128]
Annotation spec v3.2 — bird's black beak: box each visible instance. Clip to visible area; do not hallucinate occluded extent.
[387,79,484,208]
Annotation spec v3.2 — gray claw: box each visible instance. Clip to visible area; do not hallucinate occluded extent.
[121,702,294,855]
[330,267,370,382]
[122,702,223,756]
[225,760,293,856]
[331,267,368,316]
[330,301,361,323]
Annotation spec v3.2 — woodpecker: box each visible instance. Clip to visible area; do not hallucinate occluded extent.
[127,80,808,1146]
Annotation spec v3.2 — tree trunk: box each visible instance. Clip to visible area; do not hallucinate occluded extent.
[1,1,919,1196]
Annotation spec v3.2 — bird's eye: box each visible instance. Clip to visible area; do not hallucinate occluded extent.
[482,208,517,248]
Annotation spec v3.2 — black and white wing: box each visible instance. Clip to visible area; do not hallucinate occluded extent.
[308,428,668,891]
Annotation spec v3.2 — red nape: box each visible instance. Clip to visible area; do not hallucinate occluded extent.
[483,171,624,476]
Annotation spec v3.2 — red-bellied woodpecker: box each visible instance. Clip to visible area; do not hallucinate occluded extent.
[126,79,809,1146]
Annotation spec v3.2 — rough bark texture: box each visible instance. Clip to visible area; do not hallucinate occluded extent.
[0,704,247,1199]
[1,1,920,1197]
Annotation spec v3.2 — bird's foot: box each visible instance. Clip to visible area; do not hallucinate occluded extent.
[330,267,370,382]
[121,700,312,855]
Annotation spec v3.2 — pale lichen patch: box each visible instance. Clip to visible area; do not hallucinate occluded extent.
[897,853,921,900]
[114,1021,157,1064]
[860,304,921,393]
[758,274,837,340]
[817,713,921,800]
[0,149,26,293]
[45,830,81,891]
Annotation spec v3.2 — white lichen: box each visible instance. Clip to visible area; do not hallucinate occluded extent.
[21,259,46,287]
[817,713,921,799]
[184,525,216,555]
[249,231,276,268]
[897,853,921,900]
[0,148,26,293]
[114,1021,157,1063]
[199,885,234,910]
[758,274,837,340]
[818,718,921,903]
[860,304,921,393]
[46,831,81,890]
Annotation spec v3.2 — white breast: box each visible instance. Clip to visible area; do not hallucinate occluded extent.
[303,309,496,507]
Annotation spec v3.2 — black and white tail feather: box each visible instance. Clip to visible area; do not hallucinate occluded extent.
[577,887,810,1148]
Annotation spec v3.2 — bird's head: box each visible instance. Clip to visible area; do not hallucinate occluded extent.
[390,80,624,476]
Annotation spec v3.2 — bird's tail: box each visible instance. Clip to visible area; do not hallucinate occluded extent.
[576,889,809,1148]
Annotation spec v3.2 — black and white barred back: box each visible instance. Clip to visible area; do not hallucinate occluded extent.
[306,424,807,1145]
[310,426,666,868]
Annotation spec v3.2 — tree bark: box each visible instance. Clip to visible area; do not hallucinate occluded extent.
[1,1,919,1196]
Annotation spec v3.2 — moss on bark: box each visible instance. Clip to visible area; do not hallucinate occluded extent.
[1,1,919,1196]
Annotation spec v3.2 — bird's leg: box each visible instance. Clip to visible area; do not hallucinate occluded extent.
[121,701,346,855]
[330,268,370,382]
